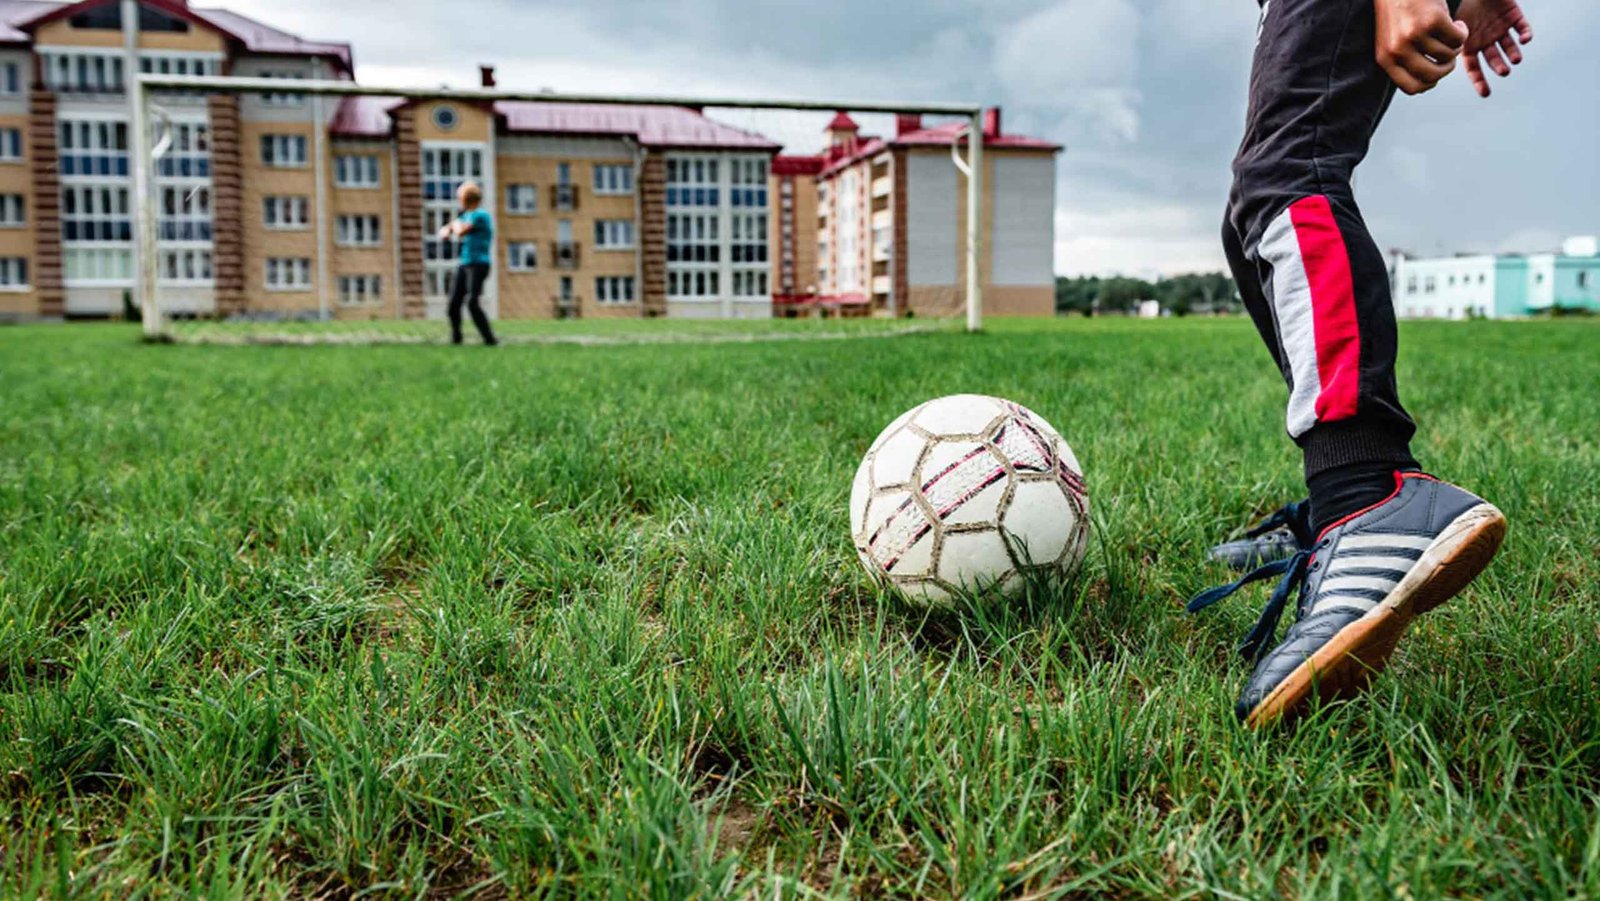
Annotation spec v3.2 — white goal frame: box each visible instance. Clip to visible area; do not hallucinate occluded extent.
[132,74,987,338]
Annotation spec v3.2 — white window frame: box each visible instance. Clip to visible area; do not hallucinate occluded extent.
[595,275,635,304]
[334,154,380,188]
[506,183,537,215]
[594,219,634,250]
[593,164,634,196]
[0,61,20,97]
[261,135,309,169]
[335,214,382,247]
[338,274,383,305]
[257,70,307,106]
[0,256,26,291]
[265,257,313,291]
[507,242,538,272]
[158,248,212,285]
[421,142,488,299]
[0,193,24,227]
[0,128,23,163]
[263,195,310,230]
[38,47,125,94]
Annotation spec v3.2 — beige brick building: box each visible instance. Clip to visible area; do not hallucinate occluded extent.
[0,0,1061,322]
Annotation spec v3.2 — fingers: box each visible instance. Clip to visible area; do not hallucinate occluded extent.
[1463,53,1491,98]
[1479,42,1512,77]
[1511,9,1533,44]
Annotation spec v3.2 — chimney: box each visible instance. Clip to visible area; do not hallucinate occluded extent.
[479,65,496,88]
[982,107,1002,139]
[895,113,922,137]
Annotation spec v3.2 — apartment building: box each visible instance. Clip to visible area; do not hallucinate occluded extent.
[809,109,1062,318]
[0,0,1064,322]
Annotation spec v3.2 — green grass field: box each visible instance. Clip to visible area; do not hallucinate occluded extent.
[2,318,1597,898]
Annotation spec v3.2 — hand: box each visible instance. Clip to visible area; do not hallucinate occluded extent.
[1374,0,1468,95]
[437,225,453,240]
[1455,0,1533,97]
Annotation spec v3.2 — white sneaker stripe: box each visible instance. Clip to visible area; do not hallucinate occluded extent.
[1319,574,1402,596]
[1338,534,1435,552]
[1326,555,1419,576]
[1311,594,1381,617]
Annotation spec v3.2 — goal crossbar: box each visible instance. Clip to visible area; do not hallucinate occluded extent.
[132,74,986,336]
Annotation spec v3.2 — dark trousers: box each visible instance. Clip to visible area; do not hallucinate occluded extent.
[1224,0,1418,481]
[448,262,497,345]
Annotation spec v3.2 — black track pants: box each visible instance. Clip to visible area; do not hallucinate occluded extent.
[448,262,497,345]
[1223,0,1424,480]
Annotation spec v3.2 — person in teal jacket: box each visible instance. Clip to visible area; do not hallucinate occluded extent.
[437,181,499,346]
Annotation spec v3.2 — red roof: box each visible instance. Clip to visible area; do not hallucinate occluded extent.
[825,111,859,132]
[772,154,824,176]
[331,96,782,150]
[1,0,352,71]
[819,119,1061,178]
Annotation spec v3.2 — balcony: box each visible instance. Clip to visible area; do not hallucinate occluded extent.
[555,294,581,319]
[553,241,580,270]
[552,184,579,212]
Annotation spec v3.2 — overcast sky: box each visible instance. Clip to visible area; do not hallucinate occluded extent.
[227,0,1598,278]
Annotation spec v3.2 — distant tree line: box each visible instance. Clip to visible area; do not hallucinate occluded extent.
[1055,273,1243,317]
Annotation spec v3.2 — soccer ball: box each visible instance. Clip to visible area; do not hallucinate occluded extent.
[849,395,1090,604]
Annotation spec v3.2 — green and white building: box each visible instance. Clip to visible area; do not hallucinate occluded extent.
[1392,236,1600,320]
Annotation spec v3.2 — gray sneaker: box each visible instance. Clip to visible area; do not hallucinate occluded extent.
[1207,500,1312,571]
[1189,472,1507,728]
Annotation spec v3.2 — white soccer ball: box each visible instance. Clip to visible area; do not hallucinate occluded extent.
[849,395,1090,604]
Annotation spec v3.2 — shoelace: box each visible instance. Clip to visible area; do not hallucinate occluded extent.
[1188,501,1316,663]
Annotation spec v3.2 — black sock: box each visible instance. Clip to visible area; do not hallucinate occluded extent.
[1308,461,1421,536]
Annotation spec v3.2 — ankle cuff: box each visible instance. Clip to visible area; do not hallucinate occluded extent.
[1300,420,1417,482]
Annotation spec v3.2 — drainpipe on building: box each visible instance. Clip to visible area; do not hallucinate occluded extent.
[312,80,330,321]
[625,136,643,318]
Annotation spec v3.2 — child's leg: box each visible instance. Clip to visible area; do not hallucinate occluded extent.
[464,264,497,345]
[1225,0,1420,533]
[447,267,469,344]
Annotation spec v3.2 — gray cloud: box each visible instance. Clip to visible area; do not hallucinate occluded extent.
[225,0,1598,276]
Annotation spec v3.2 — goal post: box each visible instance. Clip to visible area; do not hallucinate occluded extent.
[131,73,987,342]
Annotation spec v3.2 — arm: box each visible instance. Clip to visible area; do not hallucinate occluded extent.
[437,215,477,240]
[1374,0,1467,95]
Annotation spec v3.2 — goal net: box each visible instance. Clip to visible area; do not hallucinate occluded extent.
[128,76,1006,344]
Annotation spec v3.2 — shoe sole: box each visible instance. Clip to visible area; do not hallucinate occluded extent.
[1242,502,1507,729]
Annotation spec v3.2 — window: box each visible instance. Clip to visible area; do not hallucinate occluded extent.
[0,129,20,162]
[0,194,23,227]
[265,258,312,290]
[1424,276,1436,294]
[593,164,633,195]
[665,157,719,207]
[41,51,125,93]
[559,276,574,301]
[421,145,486,297]
[64,248,131,284]
[596,276,634,304]
[1581,271,1591,289]
[156,122,210,178]
[730,158,769,208]
[0,257,26,289]
[731,214,768,263]
[335,155,380,188]
[62,185,131,242]
[258,71,306,106]
[139,6,189,32]
[339,275,383,305]
[261,135,308,168]
[732,271,769,297]
[557,163,572,186]
[159,249,212,284]
[506,184,537,214]
[0,62,19,97]
[1406,276,1418,295]
[70,4,121,29]
[667,214,718,264]
[594,219,634,249]
[668,269,720,298]
[507,242,538,272]
[432,105,459,131]
[263,196,309,229]
[159,185,211,240]
[138,55,219,78]
[58,120,127,174]
[336,215,382,247]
